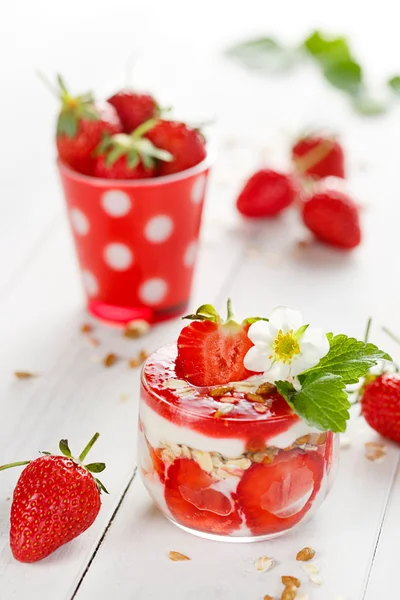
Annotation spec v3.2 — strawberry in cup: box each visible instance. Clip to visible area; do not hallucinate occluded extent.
[52,75,210,324]
[138,301,390,541]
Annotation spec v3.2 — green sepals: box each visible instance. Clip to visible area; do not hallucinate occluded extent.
[40,451,52,456]
[388,76,400,94]
[183,304,222,324]
[225,36,298,72]
[50,74,99,139]
[84,462,106,473]
[299,333,392,385]
[295,324,309,339]
[303,31,352,66]
[243,317,269,325]
[57,112,78,138]
[323,60,362,94]
[94,478,109,495]
[59,439,72,458]
[276,373,350,433]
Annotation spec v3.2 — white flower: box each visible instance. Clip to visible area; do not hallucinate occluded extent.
[244,306,329,382]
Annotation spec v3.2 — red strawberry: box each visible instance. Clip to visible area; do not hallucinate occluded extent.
[177,301,255,387]
[361,374,400,443]
[0,433,107,563]
[302,189,361,250]
[108,90,159,133]
[236,449,324,535]
[236,169,298,218]
[54,76,122,175]
[164,458,241,534]
[93,120,173,179]
[146,120,206,176]
[292,134,345,180]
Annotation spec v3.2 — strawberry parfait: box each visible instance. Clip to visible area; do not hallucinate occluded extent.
[138,301,390,541]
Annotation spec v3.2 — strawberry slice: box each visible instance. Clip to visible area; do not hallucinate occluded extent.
[164,458,242,534]
[236,449,324,535]
[148,443,166,483]
[177,301,257,386]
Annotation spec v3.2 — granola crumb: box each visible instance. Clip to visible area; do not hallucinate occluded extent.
[365,441,386,461]
[301,563,319,575]
[169,551,190,562]
[281,576,300,588]
[316,432,327,444]
[123,319,150,339]
[128,358,141,368]
[214,403,235,417]
[80,323,93,334]
[210,385,234,397]
[103,353,118,367]
[256,382,277,396]
[295,434,311,445]
[255,556,274,572]
[340,436,351,449]
[309,573,323,585]
[281,585,297,600]
[247,392,266,403]
[296,594,309,600]
[296,547,316,562]
[128,350,148,368]
[14,371,39,380]
[139,349,149,362]
[254,404,268,414]
[86,336,100,347]
[264,596,274,600]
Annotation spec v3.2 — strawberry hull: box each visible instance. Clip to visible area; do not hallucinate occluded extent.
[58,157,211,325]
[138,345,339,541]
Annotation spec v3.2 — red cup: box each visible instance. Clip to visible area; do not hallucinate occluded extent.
[58,156,211,324]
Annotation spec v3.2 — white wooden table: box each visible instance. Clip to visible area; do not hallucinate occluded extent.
[1,1,400,598]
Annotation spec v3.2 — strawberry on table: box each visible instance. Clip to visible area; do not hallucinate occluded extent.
[302,188,361,250]
[361,374,400,443]
[93,119,173,179]
[146,120,206,175]
[292,134,345,180]
[108,89,160,133]
[177,300,256,387]
[55,75,122,175]
[236,169,298,218]
[0,433,108,563]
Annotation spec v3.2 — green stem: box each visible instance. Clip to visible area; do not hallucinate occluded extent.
[0,460,31,472]
[382,326,400,346]
[132,118,158,139]
[79,433,100,463]
[364,317,372,343]
[226,298,235,321]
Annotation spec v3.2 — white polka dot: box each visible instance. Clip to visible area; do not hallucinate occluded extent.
[184,241,197,267]
[101,190,132,217]
[82,270,98,296]
[104,243,133,271]
[145,215,174,243]
[70,208,89,235]
[191,174,207,204]
[139,278,168,305]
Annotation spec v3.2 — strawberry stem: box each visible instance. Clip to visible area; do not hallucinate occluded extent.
[0,460,31,472]
[79,432,100,463]
[382,326,400,346]
[364,317,372,343]
[226,298,235,321]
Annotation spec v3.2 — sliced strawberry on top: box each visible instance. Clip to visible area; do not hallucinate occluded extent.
[108,90,160,133]
[177,301,256,387]
[164,458,241,534]
[236,449,324,535]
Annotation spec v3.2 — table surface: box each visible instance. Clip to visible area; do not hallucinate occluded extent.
[1,1,400,598]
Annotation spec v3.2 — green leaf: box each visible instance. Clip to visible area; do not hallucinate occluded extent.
[300,334,392,385]
[226,36,298,72]
[59,439,72,458]
[85,462,106,473]
[243,317,269,325]
[352,93,388,116]
[278,372,350,432]
[323,60,363,93]
[95,478,109,495]
[183,303,221,324]
[57,112,77,138]
[388,75,400,93]
[303,30,352,66]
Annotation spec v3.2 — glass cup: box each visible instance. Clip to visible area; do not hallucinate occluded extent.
[58,156,211,324]
[138,345,339,542]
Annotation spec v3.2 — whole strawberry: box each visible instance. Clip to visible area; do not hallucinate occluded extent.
[93,120,173,179]
[146,120,206,176]
[236,169,298,218]
[292,134,345,180]
[108,89,160,133]
[302,189,361,250]
[55,75,122,175]
[0,433,107,563]
[361,374,400,443]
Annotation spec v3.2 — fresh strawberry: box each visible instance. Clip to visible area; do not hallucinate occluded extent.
[361,374,400,443]
[93,120,173,179]
[54,76,122,175]
[292,134,345,180]
[146,120,206,175]
[302,189,361,250]
[0,433,107,563]
[236,449,324,535]
[164,458,241,534]
[236,169,298,218]
[108,90,160,133]
[177,301,256,387]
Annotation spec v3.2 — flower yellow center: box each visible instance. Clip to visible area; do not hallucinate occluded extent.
[271,329,300,364]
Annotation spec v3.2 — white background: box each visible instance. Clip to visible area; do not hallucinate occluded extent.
[1,1,400,598]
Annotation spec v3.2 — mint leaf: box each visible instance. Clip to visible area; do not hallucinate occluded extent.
[323,60,363,93]
[300,334,392,385]
[226,37,297,72]
[303,31,352,66]
[278,372,350,432]
[388,75,400,93]
[352,93,388,116]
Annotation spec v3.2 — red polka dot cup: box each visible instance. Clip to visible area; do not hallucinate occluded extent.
[58,157,211,324]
